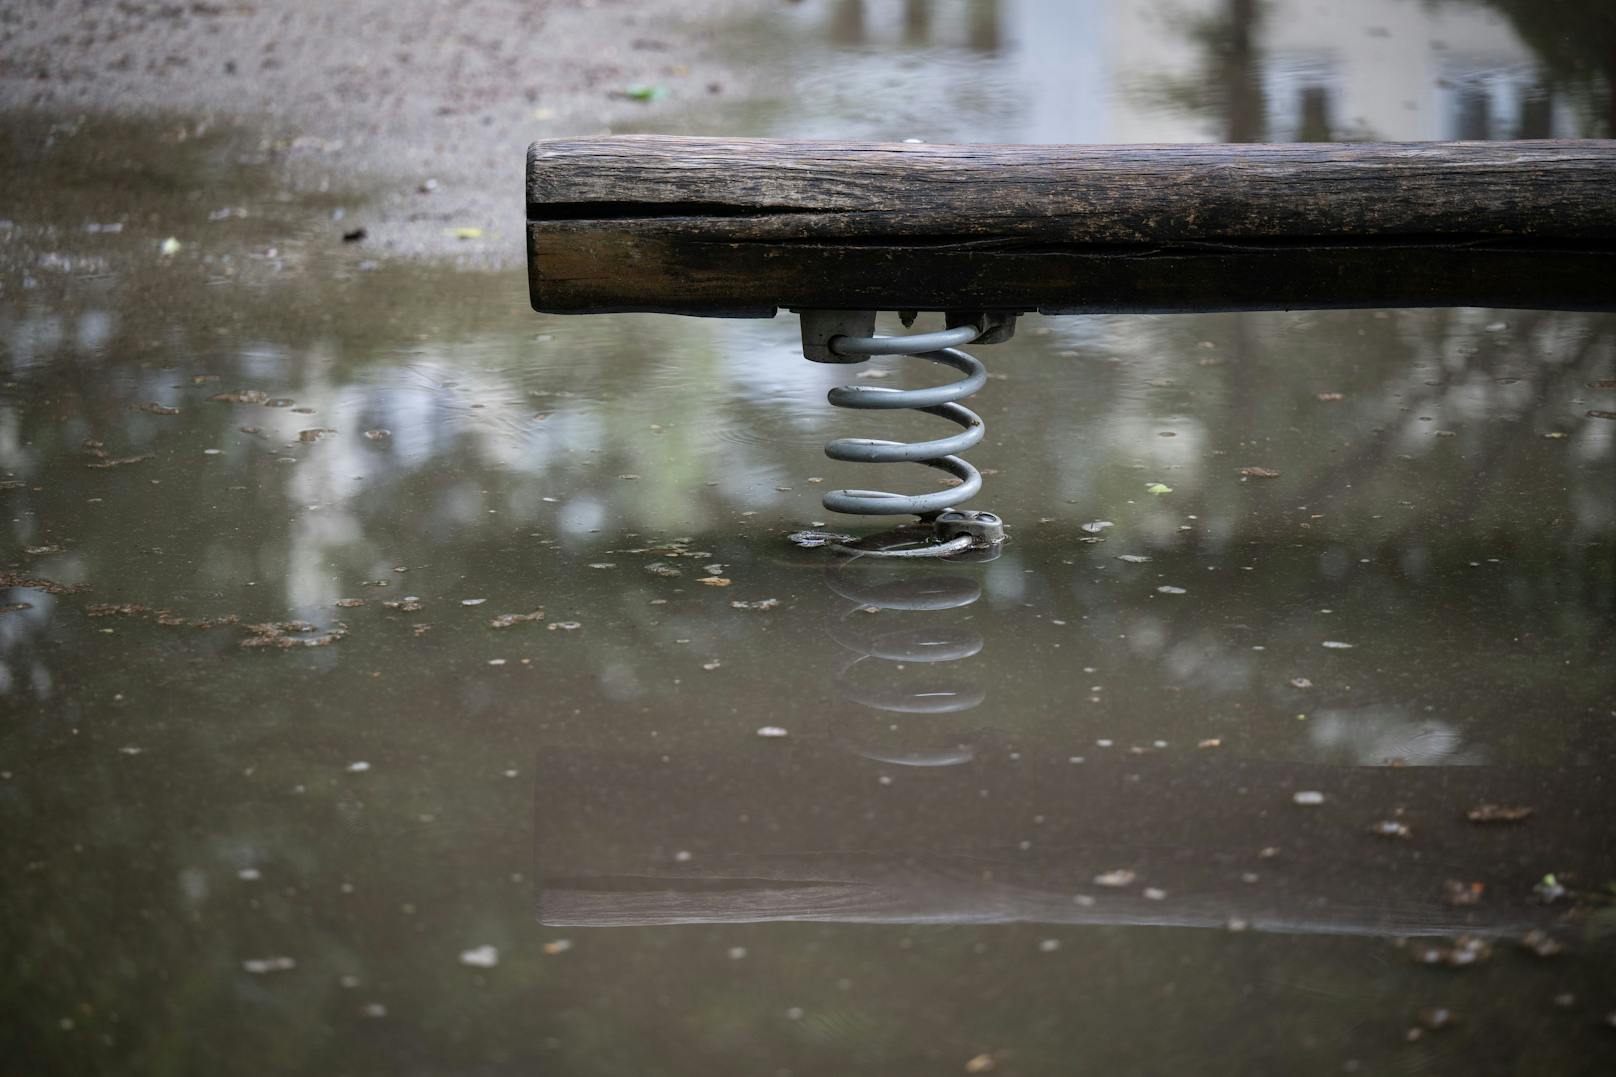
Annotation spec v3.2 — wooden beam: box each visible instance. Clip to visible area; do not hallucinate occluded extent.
[526,136,1616,316]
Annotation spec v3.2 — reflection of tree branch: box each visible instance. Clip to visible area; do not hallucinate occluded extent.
[1286,314,1613,519]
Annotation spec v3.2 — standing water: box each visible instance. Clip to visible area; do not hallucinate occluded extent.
[2,1,1614,1074]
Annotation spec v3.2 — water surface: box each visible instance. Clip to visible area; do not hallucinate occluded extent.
[3,1,1616,1074]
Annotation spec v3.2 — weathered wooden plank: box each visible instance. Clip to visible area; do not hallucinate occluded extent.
[526,136,1616,316]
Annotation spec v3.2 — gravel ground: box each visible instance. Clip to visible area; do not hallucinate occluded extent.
[0,0,762,263]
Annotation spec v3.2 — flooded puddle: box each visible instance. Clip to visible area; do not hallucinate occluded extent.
[4,1,1616,1074]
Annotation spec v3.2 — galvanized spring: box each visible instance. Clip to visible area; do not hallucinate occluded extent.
[821,322,989,521]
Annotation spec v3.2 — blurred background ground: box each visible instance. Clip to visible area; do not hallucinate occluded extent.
[0,0,752,261]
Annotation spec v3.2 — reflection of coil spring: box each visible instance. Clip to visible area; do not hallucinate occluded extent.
[822,324,988,519]
[825,562,985,767]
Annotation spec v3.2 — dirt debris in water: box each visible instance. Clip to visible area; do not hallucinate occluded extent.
[0,571,90,596]
[488,610,545,629]
[240,621,347,650]
[210,389,269,405]
[1466,804,1534,824]
[1410,936,1491,967]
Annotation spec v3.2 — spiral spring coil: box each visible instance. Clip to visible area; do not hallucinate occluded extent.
[821,322,989,521]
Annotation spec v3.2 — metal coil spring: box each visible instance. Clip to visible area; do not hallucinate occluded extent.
[821,323,988,520]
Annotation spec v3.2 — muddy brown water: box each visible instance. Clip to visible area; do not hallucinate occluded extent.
[3,2,1616,1075]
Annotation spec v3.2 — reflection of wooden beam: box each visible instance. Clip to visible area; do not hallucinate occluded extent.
[527,137,1616,316]
[535,741,1615,934]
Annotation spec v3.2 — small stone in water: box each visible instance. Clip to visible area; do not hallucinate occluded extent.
[243,956,296,974]
[1080,520,1113,534]
[1116,554,1151,563]
[756,726,789,738]
[543,939,573,955]
[1289,677,1313,689]
[1293,790,1325,805]
[461,598,487,606]
[1321,640,1354,649]
[459,946,499,968]
[1156,585,1186,594]
[731,598,780,611]
[346,761,371,773]
[1370,820,1411,839]
[1416,1007,1457,1031]
[1093,869,1135,888]
[1038,939,1061,952]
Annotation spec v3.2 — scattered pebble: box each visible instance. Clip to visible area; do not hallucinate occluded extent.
[459,946,499,968]
[1093,869,1136,888]
[1037,939,1061,953]
[697,576,731,587]
[243,957,296,974]
[731,598,780,611]
[542,939,573,956]
[1142,887,1167,901]
[1238,467,1280,478]
[1321,640,1354,649]
[1116,554,1151,563]
[346,761,371,773]
[1293,790,1326,806]
[1370,820,1411,839]
[756,726,788,738]
[1156,585,1187,595]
